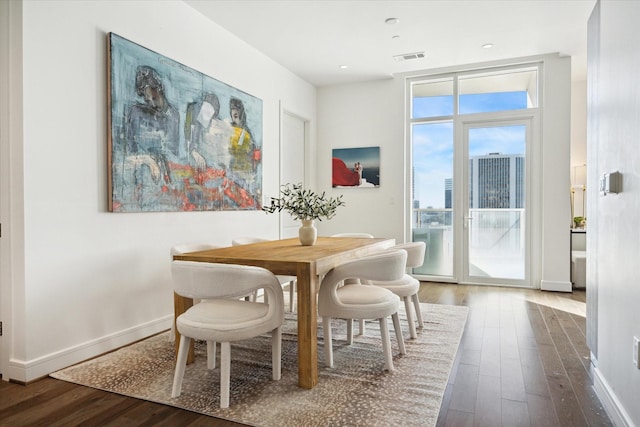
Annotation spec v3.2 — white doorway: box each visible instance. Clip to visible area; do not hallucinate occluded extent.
[280,108,308,239]
[461,119,532,287]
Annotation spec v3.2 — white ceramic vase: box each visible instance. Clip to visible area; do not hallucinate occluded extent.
[298,219,317,246]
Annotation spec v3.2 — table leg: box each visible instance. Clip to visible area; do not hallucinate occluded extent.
[173,292,195,364]
[296,264,319,389]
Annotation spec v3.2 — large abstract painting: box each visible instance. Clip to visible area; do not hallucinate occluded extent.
[332,146,380,188]
[108,33,262,212]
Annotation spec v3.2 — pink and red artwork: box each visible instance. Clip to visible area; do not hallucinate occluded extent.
[332,147,380,188]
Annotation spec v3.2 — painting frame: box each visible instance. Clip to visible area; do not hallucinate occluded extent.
[107,33,263,213]
[331,146,380,188]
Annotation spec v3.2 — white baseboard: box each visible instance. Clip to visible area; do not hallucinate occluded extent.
[6,315,172,383]
[540,279,572,292]
[593,365,635,427]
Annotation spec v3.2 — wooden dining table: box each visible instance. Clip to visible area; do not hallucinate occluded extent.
[172,236,395,389]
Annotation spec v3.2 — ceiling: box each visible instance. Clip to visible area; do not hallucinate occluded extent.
[184,0,596,87]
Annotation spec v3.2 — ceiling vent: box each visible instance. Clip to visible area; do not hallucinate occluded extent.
[393,52,425,62]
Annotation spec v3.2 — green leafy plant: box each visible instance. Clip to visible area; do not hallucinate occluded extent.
[262,183,345,221]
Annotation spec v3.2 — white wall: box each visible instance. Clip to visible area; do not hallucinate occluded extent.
[571,80,588,169]
[539,55,572,291]
[571,79,588,219]
[317,55,572,291]
[4,0,315,382]
[589,1,640,425]
[316,78,405,240]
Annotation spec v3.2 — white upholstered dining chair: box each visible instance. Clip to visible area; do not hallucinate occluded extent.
[369,241,426,339]
[330,232,375,337]
[170,261,285,408]
[232,237,297,312]
[318,249,407,371]
[169,243,222,341]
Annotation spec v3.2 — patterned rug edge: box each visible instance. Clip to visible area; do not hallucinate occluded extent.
[51,302,469,427]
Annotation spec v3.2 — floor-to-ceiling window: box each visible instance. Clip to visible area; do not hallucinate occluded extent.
[408,65,540,286]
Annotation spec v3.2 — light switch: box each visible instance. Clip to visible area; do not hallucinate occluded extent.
[600,171,621,196]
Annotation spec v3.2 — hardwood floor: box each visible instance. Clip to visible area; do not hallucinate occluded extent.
[0,283,612,426]
[426,283,612,427]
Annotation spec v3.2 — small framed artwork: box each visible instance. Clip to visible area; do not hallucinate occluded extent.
[332,146,380,188]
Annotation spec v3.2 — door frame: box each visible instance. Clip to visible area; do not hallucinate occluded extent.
[458,116,535,287]
[0,0,22,380]
[278,103,310,239]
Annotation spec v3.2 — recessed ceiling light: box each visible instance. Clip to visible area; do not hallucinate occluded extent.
[339,65,348,69]
[482,43,494,49]
[392,35,400,39]
[385,17,400,25]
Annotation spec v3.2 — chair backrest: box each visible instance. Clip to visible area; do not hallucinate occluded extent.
[172,261,285,314]
[392,241,426,269]
[319,249,407,303]
[331,233,374,238]
[330,233,375,284]
[231,237,269,246]
[170,243,221,257]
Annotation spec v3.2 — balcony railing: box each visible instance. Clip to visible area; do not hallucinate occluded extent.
[412,208,525,279]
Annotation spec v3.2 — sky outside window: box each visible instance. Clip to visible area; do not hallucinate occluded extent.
[413,91,528,208]
[413,96,453,118]
[413,122,453,209]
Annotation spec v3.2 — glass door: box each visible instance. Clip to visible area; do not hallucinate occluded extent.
[462,120,530,285]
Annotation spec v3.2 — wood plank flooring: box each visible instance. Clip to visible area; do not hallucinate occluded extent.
[0,282,612,426]
[428,283,612,427]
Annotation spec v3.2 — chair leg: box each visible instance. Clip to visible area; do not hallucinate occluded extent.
[379,317,394,371]
[171,335,191,398]
[220,342,231,409]
[323,317,334,367]
[289,281,296,313]
[412,293,424,328]
[346,319,354,344]
[207,341,217,369]
[272,327,282,380]
[403,296,417,339]
[391,312,406,355]
[169,320,175,342]
[358,280,367,335]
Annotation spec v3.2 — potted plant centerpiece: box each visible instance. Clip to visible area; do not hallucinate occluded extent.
[262,183,345,246]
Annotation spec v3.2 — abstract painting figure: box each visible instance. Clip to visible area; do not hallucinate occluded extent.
[125,66,181,202]
[108,33,263,212]
[182,92,232,209]
[229,98,255,172]
[184,92,234,175]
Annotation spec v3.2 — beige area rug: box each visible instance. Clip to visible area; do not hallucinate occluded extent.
[51,303,468,427]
